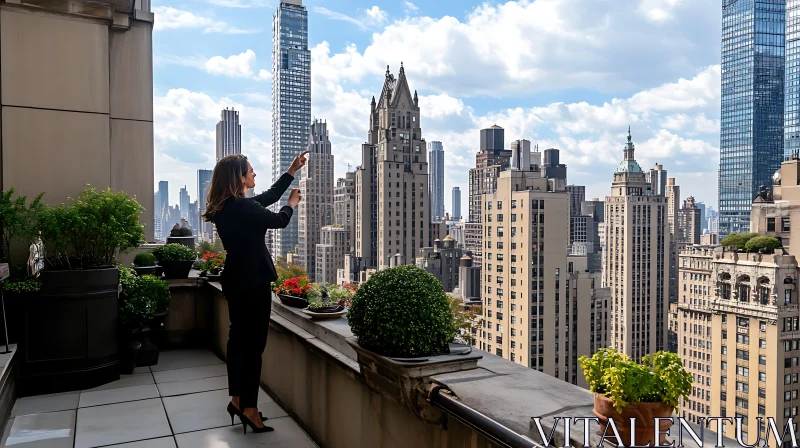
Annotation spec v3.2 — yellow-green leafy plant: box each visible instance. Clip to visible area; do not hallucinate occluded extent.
[579,348,692,413]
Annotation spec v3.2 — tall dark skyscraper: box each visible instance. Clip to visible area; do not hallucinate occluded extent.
[179,186,190,220]
[429,141,445,221]
[452,186,461,221]
[272,0,311,258]
[197,169,213,241]
[216,108,241,161]
[155,181,169,241]
[719,0,785,237]
[787,0,800,157]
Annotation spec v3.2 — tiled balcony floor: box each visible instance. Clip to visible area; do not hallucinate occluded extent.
[1,349,317,448]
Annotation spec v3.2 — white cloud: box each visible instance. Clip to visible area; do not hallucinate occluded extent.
[313,6,389,31]
[661,113,720,135]
[638,0,684,22]
[404,1,419,14]
[153,89,271,205]
[153,6,260,34]
[204,50,271,81]
[158,50,271,82]
[364,6,389,26]
[154,1,723,210]
[310,0,717,97]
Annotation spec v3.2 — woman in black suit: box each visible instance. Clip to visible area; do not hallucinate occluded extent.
[202,151,307,434]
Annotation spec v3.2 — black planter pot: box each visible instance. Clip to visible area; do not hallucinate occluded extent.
[309,305,345,313]
[133,327,160,367]
[159,260,194,279]
[133,266,157,276]
[0,290,34,345]
[119,327,160,372]
[150,311,169,330]
[149,310,169,348]
[18,267,120,396]
[277,293,308,308]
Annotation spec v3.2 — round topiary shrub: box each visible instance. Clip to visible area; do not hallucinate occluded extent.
[720,232,758,250]
[744,235,782,253]
[347,265,455,358]
[133,252,156,267]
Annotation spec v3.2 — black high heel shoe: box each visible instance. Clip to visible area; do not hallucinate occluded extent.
[240,412,274,434]
[227,402,268,424]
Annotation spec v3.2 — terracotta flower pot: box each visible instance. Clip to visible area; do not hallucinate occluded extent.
[592,394,674,446]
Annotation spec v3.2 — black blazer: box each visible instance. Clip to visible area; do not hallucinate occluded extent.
[215,173,295,291]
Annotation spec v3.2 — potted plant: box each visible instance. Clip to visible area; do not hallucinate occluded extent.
[118,267,170,372]
[346,265,457,359]
[344,266,481,424]
[27,186,145,394]
[199,251,224,281]
[133,252,157,276]
[273,276,311,308]
[301,283,350,318]
[152,243,196,279]
[579,348,692,446]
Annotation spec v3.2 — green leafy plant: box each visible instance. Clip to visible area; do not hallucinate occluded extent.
[118,267,170,329]
[744,235,782,253]
[579,348,692,413]
[196,241,213,258]
[347,265,455,358]
[274,256,307,286]
[152,243,196,262]
[720,232,758,251]
[1,277,41,294]
[448,296,482,344]
[133,252,156,267]
[305,283,354,310]
[39,187,145,269]
[328,283,355,307]
[0,189,45,263]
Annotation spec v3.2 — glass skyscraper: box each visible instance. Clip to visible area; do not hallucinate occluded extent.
[786,0,800,157]
[271,0,311,258]
[429,141,445,221]
[719,0,785,237]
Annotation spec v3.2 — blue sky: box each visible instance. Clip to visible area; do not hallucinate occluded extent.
[153,0,722,215]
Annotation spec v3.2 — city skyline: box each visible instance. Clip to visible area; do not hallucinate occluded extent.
[152,1,721,216]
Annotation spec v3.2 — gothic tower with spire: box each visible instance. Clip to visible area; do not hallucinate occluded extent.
[355,63,430,269]
[604,127,670,359]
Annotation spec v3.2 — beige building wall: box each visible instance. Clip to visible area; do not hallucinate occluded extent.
[567,255,609,388]
[478,168,569,378]
[1,2,155,245]
[334,172,356,252]
[752,157,800,257]
[677,247,715,424]
[676,157,800,439]
[708,250,798,440]
[356,66,429,269]
[316,226,346,285]
[605,131,670,359]
[298,120,334,281]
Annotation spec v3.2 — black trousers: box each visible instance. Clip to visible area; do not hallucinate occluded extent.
[224,284,272,408]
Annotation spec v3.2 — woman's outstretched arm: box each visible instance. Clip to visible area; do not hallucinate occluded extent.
[252,173,293,207]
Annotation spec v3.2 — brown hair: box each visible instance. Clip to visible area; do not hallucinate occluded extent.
[202,154,249,223]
